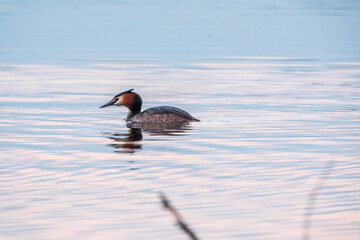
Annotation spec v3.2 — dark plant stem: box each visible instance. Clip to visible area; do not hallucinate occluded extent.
[302,160,335,240]
[159,192,200,240]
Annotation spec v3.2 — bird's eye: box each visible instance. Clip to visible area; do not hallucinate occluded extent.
[113,98,118,103]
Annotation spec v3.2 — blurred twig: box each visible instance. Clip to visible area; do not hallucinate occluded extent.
[159,192,200,240]
[302,160,335,240]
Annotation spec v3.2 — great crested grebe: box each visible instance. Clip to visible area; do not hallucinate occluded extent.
[100,89,199,123]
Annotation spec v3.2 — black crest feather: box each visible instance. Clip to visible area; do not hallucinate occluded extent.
[115,88,134,98]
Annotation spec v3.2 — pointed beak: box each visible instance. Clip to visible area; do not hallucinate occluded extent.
[99,101,113,108]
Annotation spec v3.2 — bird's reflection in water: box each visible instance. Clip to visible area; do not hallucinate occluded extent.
[102,122,192,154]
[102,128,143,154]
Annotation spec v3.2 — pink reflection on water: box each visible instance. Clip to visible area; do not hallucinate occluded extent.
[0,59,359,239]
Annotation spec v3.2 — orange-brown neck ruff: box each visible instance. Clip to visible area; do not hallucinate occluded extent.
[120,93,134,109]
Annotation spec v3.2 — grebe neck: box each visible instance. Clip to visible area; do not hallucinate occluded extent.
[126,109,140,120]
[127,99,142,120]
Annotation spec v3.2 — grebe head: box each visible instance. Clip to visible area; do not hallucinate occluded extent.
[100,89,142,114]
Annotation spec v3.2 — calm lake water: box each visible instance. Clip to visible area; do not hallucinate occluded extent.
[0,1,359,240]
